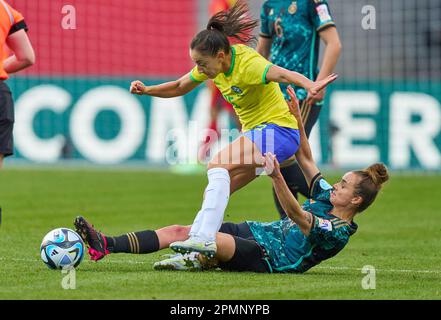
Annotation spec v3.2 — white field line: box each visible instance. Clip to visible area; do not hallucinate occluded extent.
[1,257,441,275]
[313,266,441,275]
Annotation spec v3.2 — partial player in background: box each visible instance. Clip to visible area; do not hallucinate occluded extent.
[199,0,241,162]
[256,0,341,218]
[74,87,389,274]
[0,0,35,168]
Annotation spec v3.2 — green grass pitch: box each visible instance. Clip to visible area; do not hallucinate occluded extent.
[0,167,440,299]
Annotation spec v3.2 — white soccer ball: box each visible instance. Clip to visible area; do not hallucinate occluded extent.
[40,228,85,269]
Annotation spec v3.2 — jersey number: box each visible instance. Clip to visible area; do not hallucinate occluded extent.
[274,18,284,38]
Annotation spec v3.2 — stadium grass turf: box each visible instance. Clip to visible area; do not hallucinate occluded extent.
[0,168,440,300]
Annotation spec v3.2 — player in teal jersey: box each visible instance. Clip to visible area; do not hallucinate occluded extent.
[257,0,342,217]
[75,87,389,273]
[258,0,340,101]
[245,87,388,273]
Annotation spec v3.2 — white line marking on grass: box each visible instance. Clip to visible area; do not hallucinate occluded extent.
[2,257,440,275]
[0,257,41,263]
[0,257,149,265]
[314,266,441,275]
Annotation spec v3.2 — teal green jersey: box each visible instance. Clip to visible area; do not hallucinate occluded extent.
[260,0,336,100]
[247,175,357,273]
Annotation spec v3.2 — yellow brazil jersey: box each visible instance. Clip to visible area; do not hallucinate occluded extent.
[189,44,298,132]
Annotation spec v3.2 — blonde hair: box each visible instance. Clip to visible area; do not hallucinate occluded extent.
[353,163,389,213]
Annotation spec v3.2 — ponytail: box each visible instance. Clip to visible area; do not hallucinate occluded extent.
[191,0,258,56]
[353,163,389,213]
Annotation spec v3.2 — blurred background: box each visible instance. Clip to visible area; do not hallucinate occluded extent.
[5,0,441,171]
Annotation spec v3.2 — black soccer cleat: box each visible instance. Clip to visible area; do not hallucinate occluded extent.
[74,216,110,261]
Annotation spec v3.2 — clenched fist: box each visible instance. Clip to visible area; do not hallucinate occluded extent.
[130,80,146,95]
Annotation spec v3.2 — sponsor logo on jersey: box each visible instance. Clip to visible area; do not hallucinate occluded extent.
[316,4,332,23]
[320,179,333,190]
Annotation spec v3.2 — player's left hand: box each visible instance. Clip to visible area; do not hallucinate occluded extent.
[263,152,281,178]
[306,87,326,106]
[308,73,337,97]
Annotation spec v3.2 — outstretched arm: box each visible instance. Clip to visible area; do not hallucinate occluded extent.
[286,86,321,188]
[264,152,313,236]
[130,73,200,98]
[266,65,337,98]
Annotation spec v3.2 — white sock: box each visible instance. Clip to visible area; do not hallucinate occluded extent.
[194,168,230,242]
[188,210,204,238]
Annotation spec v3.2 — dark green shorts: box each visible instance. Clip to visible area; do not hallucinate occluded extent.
[218,222,271,273]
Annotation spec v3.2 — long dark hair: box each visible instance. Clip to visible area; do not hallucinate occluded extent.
[190,0,259,56]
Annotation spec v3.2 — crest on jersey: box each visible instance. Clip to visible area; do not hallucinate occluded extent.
[231,86,243,95]
[288,1,297,15]
[317,218,333,232]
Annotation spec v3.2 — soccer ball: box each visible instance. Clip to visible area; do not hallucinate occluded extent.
[40,228,85,270]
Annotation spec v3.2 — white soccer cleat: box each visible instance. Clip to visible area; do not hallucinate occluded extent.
[170,238,217,258]
[153,252,202,271]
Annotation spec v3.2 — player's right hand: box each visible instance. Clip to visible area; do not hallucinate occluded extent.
[130,80,146,95]
[286,85,301,121]
[263,152,281,178]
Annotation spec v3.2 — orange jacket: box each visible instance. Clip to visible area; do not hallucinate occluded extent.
[0,0,27,79]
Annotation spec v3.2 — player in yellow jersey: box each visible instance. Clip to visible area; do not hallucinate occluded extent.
[130,1,337,256]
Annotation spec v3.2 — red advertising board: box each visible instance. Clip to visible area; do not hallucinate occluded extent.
[8,0,197,76]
